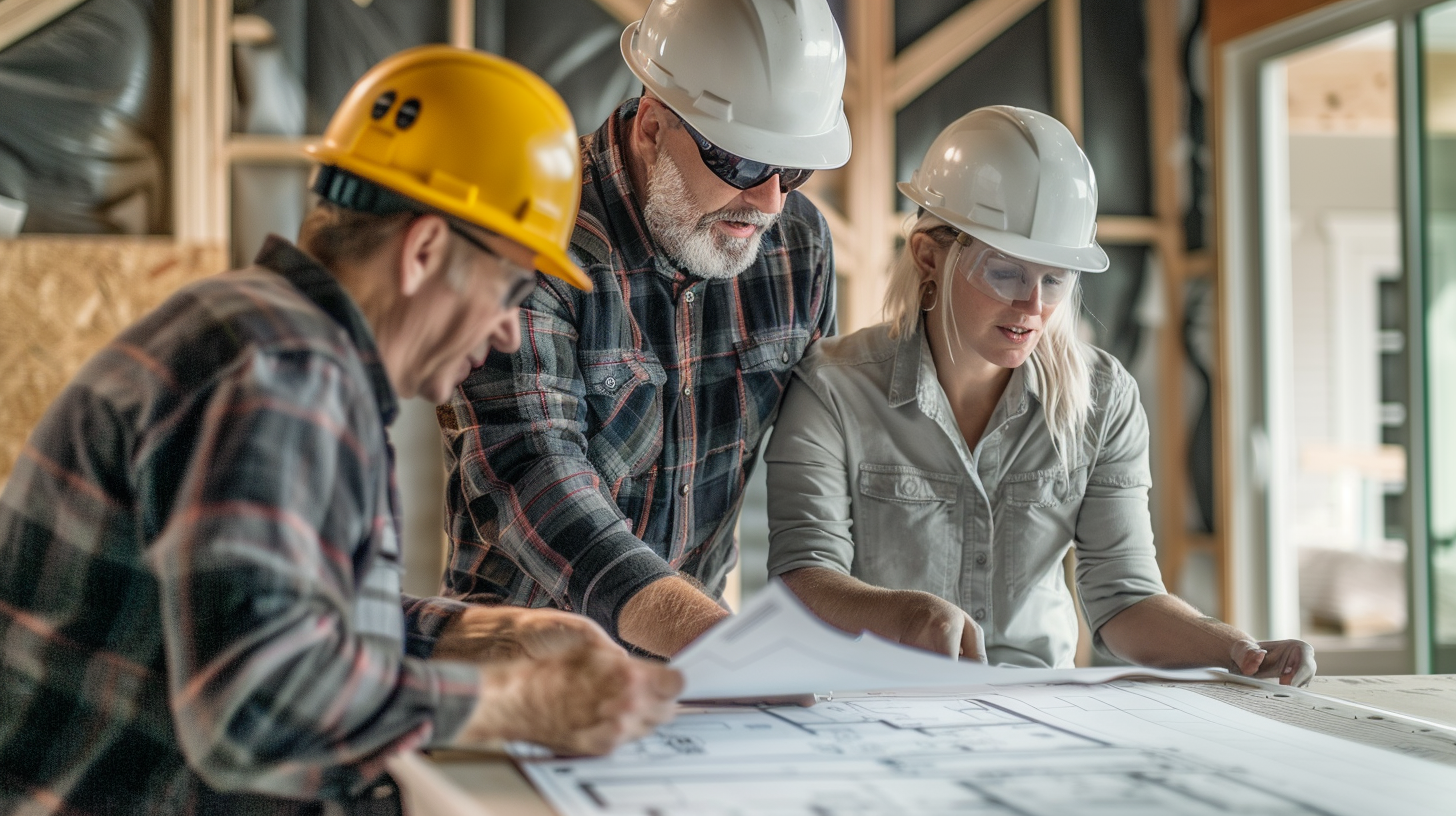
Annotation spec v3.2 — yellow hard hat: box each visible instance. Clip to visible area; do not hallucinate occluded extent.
[307,45,591,291]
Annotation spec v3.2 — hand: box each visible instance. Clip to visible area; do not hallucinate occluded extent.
[1230,638,1317,687]
[457,641,684,756]
[880,590,987,662]
[433,605,617,662]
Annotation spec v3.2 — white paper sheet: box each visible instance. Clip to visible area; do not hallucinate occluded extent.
[671,580,1220,701]
[520,682,1456,815]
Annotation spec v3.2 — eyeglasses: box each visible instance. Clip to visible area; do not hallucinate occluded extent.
[675,113,814,194]
[446,221,538,308]
[951,232,1078,307]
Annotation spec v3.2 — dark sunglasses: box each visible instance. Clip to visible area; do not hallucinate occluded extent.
[675,113,814,194]
[446,221,538,309]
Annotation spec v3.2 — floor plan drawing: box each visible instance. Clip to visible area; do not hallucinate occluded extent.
[518,682,1456,815]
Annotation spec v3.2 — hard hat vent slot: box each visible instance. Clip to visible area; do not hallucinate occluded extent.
[692,91,733,121]
[395,98,421,130]
[515,199,531,221]
[971,204,1007,230]
[371,90,396,120]
[645,60,678,89]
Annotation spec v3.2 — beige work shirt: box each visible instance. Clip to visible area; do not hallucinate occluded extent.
[765,322,1166,668]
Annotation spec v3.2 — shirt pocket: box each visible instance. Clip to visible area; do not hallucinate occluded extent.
[735,328,811,432]
[580,348,667,482]
[1002,466,1086,508]
[998,466,1087,580]
[852,464,962,595]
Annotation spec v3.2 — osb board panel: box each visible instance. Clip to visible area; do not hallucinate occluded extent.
[0,238,226,486]
[1206,0,1345,47]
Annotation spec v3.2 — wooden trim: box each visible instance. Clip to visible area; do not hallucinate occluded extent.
[0,0,85,52]
[450,0,475,48]
[1050,0,1083,143]
[588,0,648,26]
[1186,248,1216,278]
[802,190,858,272]
[209,0,230,244]
[892,0,1044,110]
[174,0,226,242]
[1206,0,1347,47]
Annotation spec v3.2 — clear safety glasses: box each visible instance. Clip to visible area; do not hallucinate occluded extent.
[949,232,1078,307]
[447,220,538,308]
[676,113,815,193]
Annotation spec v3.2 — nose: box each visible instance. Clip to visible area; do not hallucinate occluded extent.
[738,174,786,215]
[1013,286,1044,315]
[490,308,523,355]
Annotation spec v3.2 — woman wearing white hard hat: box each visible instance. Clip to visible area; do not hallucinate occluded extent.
[765,106,1316,685]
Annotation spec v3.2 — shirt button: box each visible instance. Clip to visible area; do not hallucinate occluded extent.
[684,290,696,303]
[679,483,690,496]
[682,385,692,396]
[973,608,986,621]
[975,552,988,566]
[604,376,617,390]
[781,350,790,364]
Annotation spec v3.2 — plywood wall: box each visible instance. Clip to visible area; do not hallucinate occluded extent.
[0,238,226,485]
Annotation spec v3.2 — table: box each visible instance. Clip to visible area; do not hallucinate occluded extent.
[426,675,1456,815]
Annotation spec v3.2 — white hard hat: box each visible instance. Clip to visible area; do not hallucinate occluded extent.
[620,0,852,170]
[898,106,1108,272]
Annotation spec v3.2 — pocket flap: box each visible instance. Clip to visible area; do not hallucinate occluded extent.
[858,464,959,504]
[581,350,666,395]
[1003,466,1085,507]
[736,329,811,372]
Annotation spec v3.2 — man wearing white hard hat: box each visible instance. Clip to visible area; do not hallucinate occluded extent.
[438,0,849,656]
[765,107,1317,685]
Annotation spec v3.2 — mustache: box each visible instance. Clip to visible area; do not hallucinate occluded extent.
[699,207,778,231]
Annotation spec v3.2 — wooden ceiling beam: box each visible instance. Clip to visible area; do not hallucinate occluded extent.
[0,0,86,52]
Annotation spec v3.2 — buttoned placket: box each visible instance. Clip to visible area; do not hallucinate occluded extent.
[671,277,699,555]
[912,339,1030,631]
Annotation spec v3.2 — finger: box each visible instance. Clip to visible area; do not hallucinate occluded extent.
[1229,639,1265,676]
[645,664,685,699]
[959,614,987,663]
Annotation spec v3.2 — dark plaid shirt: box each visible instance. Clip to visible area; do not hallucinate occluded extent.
[0,237,478,815]
[439,99,837,638]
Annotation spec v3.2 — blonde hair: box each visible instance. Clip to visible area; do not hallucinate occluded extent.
[883,214,1093,468]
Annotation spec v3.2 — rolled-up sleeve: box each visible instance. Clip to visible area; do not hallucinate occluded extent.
[1073,373,1167,639]
[439,278,676,638]
[765,371,857,577]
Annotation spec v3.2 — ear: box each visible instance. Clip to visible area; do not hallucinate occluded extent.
[909,232,946,284]
[397,214,452,297]
[631,96,669,158]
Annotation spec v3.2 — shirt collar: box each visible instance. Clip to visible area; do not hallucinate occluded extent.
[887,318,1040,421]
[584,98,676,279]
[254,235,400,425]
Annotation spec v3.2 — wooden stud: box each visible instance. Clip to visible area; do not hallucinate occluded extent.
[450,0,475,48]
[225,137,318,164]
[892,0,1044,110]
[845,0,896,332]
[1095,216,1163,244]
[1050,0,1084,143]
[1146,0,1193,600]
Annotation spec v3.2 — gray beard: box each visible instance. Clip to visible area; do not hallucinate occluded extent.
[642,150,778,280]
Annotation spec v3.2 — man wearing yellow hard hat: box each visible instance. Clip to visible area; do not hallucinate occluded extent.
[439,0,851,658]
[0,46,679,815]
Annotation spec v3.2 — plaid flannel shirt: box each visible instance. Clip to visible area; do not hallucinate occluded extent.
[0,237,478,815]
[439,99,837,638]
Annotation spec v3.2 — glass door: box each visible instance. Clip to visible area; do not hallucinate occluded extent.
[1421,1,1456,672]
[1262,23,1412,673]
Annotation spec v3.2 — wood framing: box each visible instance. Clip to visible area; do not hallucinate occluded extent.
[845,0,896,331]
[449,0,474,48]
[892,0,1044,109]
[0,0,84,51]
[1050,0,1084,143]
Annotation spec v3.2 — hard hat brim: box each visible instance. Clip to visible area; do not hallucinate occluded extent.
[308,146,594,292]
[620,23,852,171]
[900,184,1110,273]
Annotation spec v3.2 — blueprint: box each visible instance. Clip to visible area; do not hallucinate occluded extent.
[519,682,1456,815]
[672,581,1220,701]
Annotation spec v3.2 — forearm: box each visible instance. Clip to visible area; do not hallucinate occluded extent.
[616,575,730,658]
[780,567,899,637]
[1099,593,1250,670]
